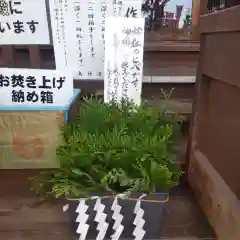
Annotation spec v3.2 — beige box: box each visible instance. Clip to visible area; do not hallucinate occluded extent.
[0,89,80,169]
[0,111,64,169]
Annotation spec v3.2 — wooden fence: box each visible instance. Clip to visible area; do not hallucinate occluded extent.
[187,2,240,240]
[0,43,199,99]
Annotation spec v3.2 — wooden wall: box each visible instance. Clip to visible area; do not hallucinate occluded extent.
[188,4,240,240]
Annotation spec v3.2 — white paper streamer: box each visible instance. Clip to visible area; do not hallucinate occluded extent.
[75,199,89,240]
[111,197,124,240]
[133,194,147,240]
[62,204,69,212]
[94,198,109,240]
[64,193,149,239]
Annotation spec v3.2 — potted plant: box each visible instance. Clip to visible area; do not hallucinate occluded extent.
[31,97,183,239]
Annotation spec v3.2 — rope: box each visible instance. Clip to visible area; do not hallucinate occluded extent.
[68,194,169,204]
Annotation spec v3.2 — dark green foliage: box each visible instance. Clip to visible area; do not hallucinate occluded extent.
[31,98,183,199]
[184,13,192,27]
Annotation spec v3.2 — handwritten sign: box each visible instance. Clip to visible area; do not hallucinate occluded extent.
[109,0,142,18]
[50,0,142,80]
[0,68,73,106]
[104,17,145,106]
[0,0,50,44]
[49,0,75,70]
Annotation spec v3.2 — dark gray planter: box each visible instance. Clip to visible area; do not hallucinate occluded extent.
[67,192,168,239]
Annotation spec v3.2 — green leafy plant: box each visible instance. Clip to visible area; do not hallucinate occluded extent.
[31,97,183,200]
[184,13,192,27]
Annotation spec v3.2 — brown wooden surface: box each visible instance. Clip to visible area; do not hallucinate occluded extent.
[188,2,240,240]
[0,169,215,239]
[0,41,199,109]
[191,0,201,40]
[200,5,240,33]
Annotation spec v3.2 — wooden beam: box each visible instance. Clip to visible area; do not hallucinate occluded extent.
[191,0,208,40]
[28,46,41,69]
[200,0,208,15]
[188,148,240,240]
[200,5,240,34]
[0,46,14,67]
[191,0,201,40]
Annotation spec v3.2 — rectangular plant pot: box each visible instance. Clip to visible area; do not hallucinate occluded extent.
[67,192,169,239]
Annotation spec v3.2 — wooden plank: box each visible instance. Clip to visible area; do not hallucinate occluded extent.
[200,5,240,33]
[12,41,200,52]
[0,46,15,67]
[200,0,208,14]
[0,198,69,231]
[144,41,200,52]
[28,46,41,69]
[202,32,240,88]
[188,148,240,240]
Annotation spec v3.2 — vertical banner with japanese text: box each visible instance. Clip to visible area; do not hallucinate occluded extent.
[49,0,75,70]
[104,16,145,106]
[49,0,142,80]
[0,0,50,44]
[0,68,73,106]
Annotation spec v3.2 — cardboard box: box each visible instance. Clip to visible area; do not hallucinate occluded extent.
[0,89,80,169]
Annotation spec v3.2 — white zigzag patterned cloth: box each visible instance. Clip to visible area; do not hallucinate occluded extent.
[133,194,147,240]
[62,193,147,240]
[94,198,109,240]
[75,199,89,240]
[111,197,124,240]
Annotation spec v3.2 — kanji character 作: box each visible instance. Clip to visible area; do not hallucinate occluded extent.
[40,91,53,104]
[125,6,137,18]
[26,91,38,103]
[12,89,24,103]
[26,20,38,33]
[11,74,24,88]
[0,74,9,87]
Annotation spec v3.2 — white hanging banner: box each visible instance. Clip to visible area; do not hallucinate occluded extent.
[49,0,143,80]
[49,0,75,69]
[0,68,73,106]
[0,0,50,44]
[104,16,145,106]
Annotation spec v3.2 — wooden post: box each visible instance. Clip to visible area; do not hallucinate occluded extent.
[191,0,201,40]
[28,46,41,69]
[191,0,209,40]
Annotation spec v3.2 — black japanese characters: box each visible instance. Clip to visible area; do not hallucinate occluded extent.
[0,73,65,104]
